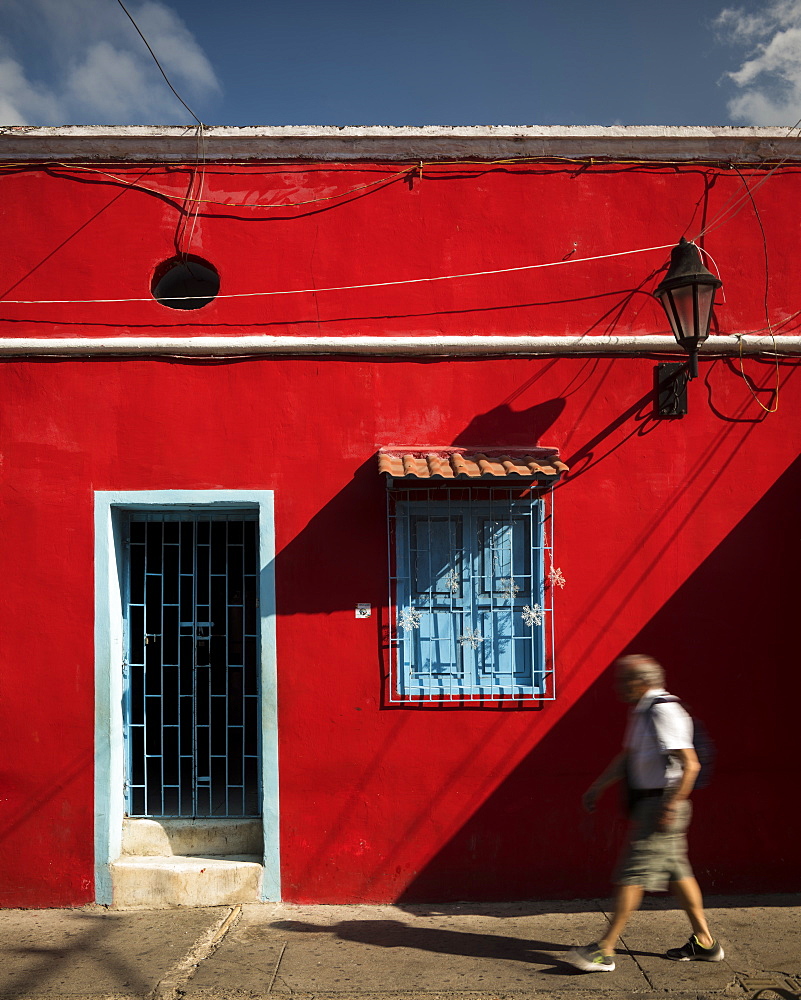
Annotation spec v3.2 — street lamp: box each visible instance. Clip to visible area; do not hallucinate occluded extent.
[653,238,722,380]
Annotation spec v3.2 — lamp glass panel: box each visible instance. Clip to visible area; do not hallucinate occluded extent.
[660,294,682,342]
[669,285,698,343]
[694,284,716,341]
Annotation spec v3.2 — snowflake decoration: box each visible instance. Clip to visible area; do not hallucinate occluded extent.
[445,569,460,593]
[398,607,422,631]
[522,604,544,627]
[548,566,566,589]
[458,627,485,650]
[498,577,520,599]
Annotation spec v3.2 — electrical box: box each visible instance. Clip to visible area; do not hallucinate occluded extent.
[655,363,688,418]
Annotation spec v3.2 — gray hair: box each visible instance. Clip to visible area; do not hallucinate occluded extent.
[615,654,665,688]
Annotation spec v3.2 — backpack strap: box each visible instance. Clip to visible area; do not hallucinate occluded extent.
[645,696,714,789]
[644,695,682,752]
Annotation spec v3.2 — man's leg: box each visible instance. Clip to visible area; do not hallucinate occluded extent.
[598,884,644,955]
[669,877,714,947]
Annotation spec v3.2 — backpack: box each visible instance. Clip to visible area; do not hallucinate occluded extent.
[646,696,716,790]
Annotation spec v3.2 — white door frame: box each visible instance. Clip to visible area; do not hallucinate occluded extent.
[94,490,279,902]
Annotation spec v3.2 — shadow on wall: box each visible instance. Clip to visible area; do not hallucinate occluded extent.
[389,454,801,902]
[452,397,566,448]
[273,396,568,617]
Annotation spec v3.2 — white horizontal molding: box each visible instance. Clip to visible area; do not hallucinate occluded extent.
[1,335,799,357]
[3,126,801,162]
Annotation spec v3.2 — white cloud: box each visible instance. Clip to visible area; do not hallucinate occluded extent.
[0,0,220,125]
[0,55,62,124]
[66,42,162,120]
[716,0,801,125]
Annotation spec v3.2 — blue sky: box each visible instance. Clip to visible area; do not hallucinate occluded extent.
[2,0,801,127]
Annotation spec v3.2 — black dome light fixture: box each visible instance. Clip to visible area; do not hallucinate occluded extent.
[653,238,722,381]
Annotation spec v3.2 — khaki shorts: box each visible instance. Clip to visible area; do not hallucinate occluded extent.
[614,796,694,892]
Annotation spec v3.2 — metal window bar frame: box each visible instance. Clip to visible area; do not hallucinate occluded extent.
[386,484,556,704]
[123,510,261,818]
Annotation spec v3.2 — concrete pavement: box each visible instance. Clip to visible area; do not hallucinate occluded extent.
[0,895,798,1000]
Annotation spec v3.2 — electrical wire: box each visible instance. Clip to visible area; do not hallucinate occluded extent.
[115,0,205,128]
[2,157,800,214]
[731,164,780,413]
[177,125,207,258]
[693,161,788,241]
[114,1,211,264]
[0,241,677,306]
[28,160,413,210]
[693,245,726,304]
[186,126,207,256]
[693,116,801,242]
[3,153,800,171]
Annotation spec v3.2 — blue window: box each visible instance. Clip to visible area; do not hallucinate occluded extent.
[389,489,552,701]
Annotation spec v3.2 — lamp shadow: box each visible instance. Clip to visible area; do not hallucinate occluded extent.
[274,395,567,618]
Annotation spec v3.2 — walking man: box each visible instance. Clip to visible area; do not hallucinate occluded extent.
[567,654,723,973]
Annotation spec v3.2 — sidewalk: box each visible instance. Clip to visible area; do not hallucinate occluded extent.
[0,895,798,1000]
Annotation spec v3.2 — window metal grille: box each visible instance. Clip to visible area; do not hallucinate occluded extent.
[387,486,555,703]
[124,513,261,817]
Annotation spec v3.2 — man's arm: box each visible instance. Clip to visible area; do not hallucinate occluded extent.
[658,746,701,830]
[582,752,627,812]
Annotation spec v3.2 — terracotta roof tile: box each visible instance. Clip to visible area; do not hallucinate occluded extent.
[378,448,568,483]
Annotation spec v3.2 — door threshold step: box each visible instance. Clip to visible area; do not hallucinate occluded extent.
[110,854,263,908]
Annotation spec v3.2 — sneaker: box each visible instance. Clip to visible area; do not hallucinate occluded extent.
[666,935,724,962]
[565,943,616,972]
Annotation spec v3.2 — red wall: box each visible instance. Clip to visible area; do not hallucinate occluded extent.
[1,156,800,906]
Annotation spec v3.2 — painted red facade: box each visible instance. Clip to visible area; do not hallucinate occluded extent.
[1,129,799,907]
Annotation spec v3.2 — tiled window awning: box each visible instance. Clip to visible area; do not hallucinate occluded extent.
[378,448,568,484]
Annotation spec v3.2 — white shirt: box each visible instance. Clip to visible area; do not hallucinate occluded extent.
[624,688,694,789]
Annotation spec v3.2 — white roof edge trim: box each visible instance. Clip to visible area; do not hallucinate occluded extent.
[0,334,798,356]
[2,125,801,161]
[2,125,797,137]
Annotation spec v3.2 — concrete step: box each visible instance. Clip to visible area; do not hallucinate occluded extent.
[110,854,263,909]
[122,817,262,857]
